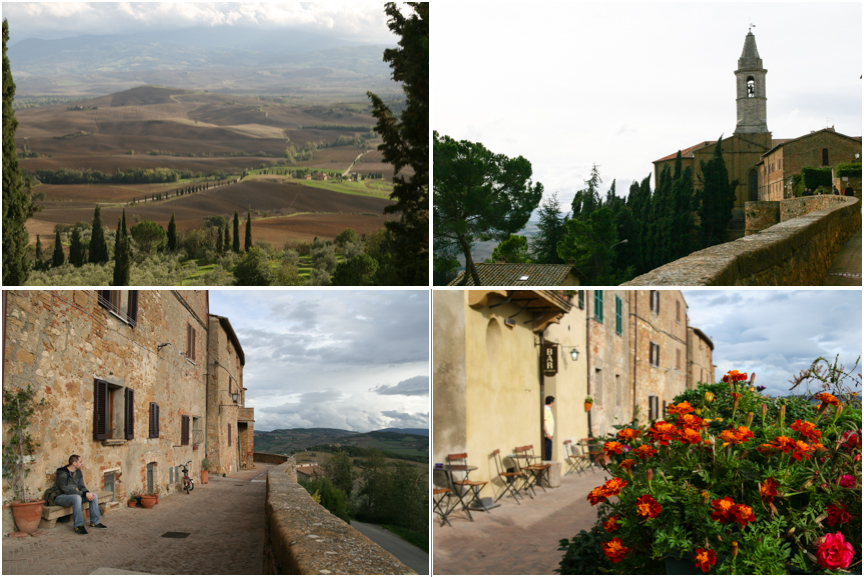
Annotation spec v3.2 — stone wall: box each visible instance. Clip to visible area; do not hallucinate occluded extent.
[254,452,289,465]
[263,460,415,575]
[587,290,631,437]
[622,196,860,286]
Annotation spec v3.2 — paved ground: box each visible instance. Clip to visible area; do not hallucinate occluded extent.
[2,464,274,575]
[824,225,862,286]
[350,521,429,575]
[432,466,609,575]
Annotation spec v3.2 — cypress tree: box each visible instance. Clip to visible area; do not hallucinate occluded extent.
[69,227,85,267]
[35,234,43,263]
[244,210,252,252]
[698,137,739,248]
[167,212,177,251]
[232,211,240,252]
[51,232,65,267]
[112,213,131,286]
[216,225,224,256]
[223,222,231,253]
[3,20,34,284]
[89,205,109,264]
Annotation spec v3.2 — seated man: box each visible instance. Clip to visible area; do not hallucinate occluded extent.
[52,454,107,535]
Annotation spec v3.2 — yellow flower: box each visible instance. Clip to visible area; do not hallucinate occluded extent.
[704,392,715,403]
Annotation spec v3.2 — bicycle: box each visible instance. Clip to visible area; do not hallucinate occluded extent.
[178,460,194,494]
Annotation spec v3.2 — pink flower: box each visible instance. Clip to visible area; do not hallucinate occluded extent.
[816,532,855,570]
[838,474,856,488]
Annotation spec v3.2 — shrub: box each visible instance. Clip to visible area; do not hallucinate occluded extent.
[298,476,350,523]
[311,242,337,274]
[180,227,218,260]
[308,268,331,286]
[232,247,273,286]
[557,503,616,574]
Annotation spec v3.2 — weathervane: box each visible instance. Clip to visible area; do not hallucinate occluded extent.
[749,21,756,33]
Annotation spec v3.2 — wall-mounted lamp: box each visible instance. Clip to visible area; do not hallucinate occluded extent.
[564,348,579,361]
[232,391,239,404]
[157,342,172,353]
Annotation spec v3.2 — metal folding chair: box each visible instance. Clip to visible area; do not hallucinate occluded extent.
[577,438,602,470]
[446,453,489,521]
[563,439,590,476]
[492,449,526,504]
[514,445,551,495]
[433,488,452,527]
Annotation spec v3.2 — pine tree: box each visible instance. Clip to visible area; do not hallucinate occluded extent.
[167,212,177,251]
[232,211,240,253]
[89,205,109,264]
[51,232,65,268]
[69,227,85,267]
[244,210,252,252]
[698,137,739,248]
[571,164,602,221]
[3,20,35,284]
[530,192,569,264]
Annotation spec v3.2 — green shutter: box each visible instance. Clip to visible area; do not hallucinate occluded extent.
[615,296,623,334]
[594,291,604,323]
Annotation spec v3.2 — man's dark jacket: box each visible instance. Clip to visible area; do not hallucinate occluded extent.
[52,466,89,502]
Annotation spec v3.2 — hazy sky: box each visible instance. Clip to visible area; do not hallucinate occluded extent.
[682,290,862,399]
[1,2,397,44]
[434,2,862,207]
[209,290,430,432]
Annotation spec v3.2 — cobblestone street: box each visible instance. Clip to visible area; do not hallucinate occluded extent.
[2,463,274,575]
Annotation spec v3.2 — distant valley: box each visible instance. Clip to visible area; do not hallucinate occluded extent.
[254,427,429,462]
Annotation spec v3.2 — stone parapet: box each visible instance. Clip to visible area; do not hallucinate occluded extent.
[623,196,860,286]
[263,459,415,575]
[254,452,289,465]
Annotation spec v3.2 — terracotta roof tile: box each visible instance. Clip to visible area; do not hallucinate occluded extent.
[654,141,715,163]
[448,263,577,286]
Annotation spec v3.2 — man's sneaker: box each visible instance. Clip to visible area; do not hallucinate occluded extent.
[90,522,107,529]
[74,526,88,535]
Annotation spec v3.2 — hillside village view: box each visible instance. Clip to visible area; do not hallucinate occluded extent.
[2,289,430,574]
[433,8,861,287]
[3,2,428,287]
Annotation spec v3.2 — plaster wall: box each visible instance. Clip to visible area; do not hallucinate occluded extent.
[2,290,209,534]
[432,291,467,479]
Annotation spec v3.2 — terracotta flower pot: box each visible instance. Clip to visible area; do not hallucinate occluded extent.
[150,493,158,505]
[127,499,138,508]
[10,500,45,534]
[201,470,209,484]
[584,402,593,412]
[140,494,157,509]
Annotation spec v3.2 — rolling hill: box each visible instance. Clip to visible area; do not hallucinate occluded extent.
[254,427,429,461]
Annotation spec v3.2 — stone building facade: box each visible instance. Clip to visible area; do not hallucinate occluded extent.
[2,290,252,534]
[688,327,715,390]
[586,290,631,437]
[653,31,861,233]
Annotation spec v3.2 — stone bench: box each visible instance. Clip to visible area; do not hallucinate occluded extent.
[40,491,113,529]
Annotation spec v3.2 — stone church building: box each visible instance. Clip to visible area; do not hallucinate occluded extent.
[654,30,862,233]
[2,290,253,533]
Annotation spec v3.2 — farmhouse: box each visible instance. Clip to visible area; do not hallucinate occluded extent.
[1,290,253,534]
[653,30,862,233]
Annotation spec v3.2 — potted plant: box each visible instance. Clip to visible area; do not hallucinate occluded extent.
[201,457,211,484]
[585,396,594,412]
[2,384,49,534]
[569,359,862,575]
[127,493,141,508]
[139,493,157,509]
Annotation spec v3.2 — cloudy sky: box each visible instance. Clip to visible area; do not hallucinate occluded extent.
[682,290,862,399]
[1,2,397,44]
[209,290,429,433]
[434,2,862,207]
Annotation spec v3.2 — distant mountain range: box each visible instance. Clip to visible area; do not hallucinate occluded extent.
[253,427,429,460]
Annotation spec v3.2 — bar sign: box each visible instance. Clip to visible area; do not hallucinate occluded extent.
[542,343,558,375]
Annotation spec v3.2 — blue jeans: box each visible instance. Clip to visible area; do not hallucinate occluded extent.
[54,494,100,528]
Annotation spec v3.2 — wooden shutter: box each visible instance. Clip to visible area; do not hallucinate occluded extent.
[125,388,134,440]
[228,424,231,447]
[186,324,191,357]
[191,328,196,360]
[94,379,108,440]
[128,291,139,327]
[149,402,159,438]
[181,415,190,445]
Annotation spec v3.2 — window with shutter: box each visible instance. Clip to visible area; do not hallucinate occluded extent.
[594,291,604,323]
[181,415,190,445]
[94,379,108,440]
[149,402,160,438]
[228,424,232,447]
[615,296,622,335]
[97,290,139,327]
[192,327,196,360]
[125,388,134,440]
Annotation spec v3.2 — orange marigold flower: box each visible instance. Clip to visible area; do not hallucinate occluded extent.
[588,486,608,506]
[732,504,756,527]
[815,392,840,407]
[791,419,822,442]
[667,401,695,416]
[618,428,641,441]
[635,494,662,519]
[603,514,622,533]
[633,444,658,460]
[710,497,737,522]
[731,392,743,401]
[756,443,775,456]
[771,435,797,453]
[810,442,828,454]
[676,414,708,429]
[720,426,753,446]
[791,440,813,462]
[722,370,748,383]
[677,428,703,445]
[602,537,630,563]
[694,548,717,573]
[647,421,679,446]
[604,441,625,456]
[759,478,779,504]
[618,459,636,471]
[603,477,628,497]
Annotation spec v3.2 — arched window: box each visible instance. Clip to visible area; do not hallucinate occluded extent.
[747,77,755,98]
[749,169,758,201]
[822,148,829,166]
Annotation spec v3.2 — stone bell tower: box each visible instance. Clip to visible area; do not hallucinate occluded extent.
[734,29,769,134]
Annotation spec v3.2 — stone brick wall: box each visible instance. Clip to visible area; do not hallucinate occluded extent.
[622,196,860,286]
[746,195,849,235]
[206,315,245,476]
[263,460,415,575]
[687,328,715,389]
[254,453,289,465]
[587,290,631,437]
[2,290,214,534]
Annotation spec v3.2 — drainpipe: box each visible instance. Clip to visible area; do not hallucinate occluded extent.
[586,294,592,438]
[538,330,545,454]
[632,290,638,423]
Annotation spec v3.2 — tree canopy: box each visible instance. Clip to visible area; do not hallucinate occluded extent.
[433,131,543,285]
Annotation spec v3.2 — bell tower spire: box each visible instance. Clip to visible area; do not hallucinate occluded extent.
[734,29,769,134]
